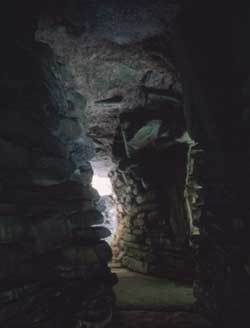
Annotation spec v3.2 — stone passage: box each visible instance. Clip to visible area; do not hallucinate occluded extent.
[36,12,202,285]
[1,1,248,327]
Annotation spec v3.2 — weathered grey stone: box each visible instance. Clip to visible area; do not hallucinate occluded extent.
[122,233,138,243]
[125,186,132,193]
[133,218,144,227]
[73,161,94,186]
[127,248,149,261]
[30,217,71,253]
[0,38,117,327]
[122,256,148,274]
[135,195,144,204]
[0,111,67,157]
[37,42,68,117]
[115,179,123,188]
[62,245,100,265]
[18,182,96,208]
[75,226,111,242]
[57,117,83,140]
[121,239,148,251]
[117,204,124,213]
[95,241,113,264]
[69,136,95,166]
[28,216,110,253]
[111,160,195,282]
[66,89,87,119]
[31,157,76,185]
[132,187,139,195]
[133,228,144,236]
[69,209,104,227]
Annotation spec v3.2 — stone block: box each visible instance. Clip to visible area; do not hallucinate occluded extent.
[135,195,144,204]
[133,228,144,236]
[122,256,148,274]
[0,111,67,157]
[147,210,160,221]
[127,248,149,260]
[69,136,95,166]
[62,245,100,265]
[31,157,76,185]
[95,241,113,264]
[69,209,104,227]
[122,233,137,243]
[133,217,144,227]
[57,118,83,140]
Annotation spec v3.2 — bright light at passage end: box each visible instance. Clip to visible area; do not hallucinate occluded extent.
[92,175,112,196]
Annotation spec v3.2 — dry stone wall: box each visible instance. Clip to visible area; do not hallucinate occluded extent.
[111,145,195,282]
[0,40,116,328]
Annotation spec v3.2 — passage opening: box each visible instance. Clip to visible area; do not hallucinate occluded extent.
[91,160,118,245]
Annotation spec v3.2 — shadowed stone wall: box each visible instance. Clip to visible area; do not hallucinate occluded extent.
[110,115,200,282]
[0,12,116,326]
[175,2,250,325]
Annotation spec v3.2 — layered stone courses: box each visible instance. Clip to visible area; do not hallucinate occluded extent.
[0,41,116,327]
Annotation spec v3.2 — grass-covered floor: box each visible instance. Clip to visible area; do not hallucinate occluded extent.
[113,268,195,310]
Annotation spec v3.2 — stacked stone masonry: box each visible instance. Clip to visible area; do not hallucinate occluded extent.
[111,144,196,282]
[0,40,116,327]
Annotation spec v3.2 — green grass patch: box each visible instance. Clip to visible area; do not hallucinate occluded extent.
[113,269,194,310]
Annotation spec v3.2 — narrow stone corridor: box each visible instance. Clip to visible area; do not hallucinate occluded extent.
[0,1,248,327]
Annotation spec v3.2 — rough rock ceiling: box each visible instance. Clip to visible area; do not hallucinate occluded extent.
[36,0,181,175]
